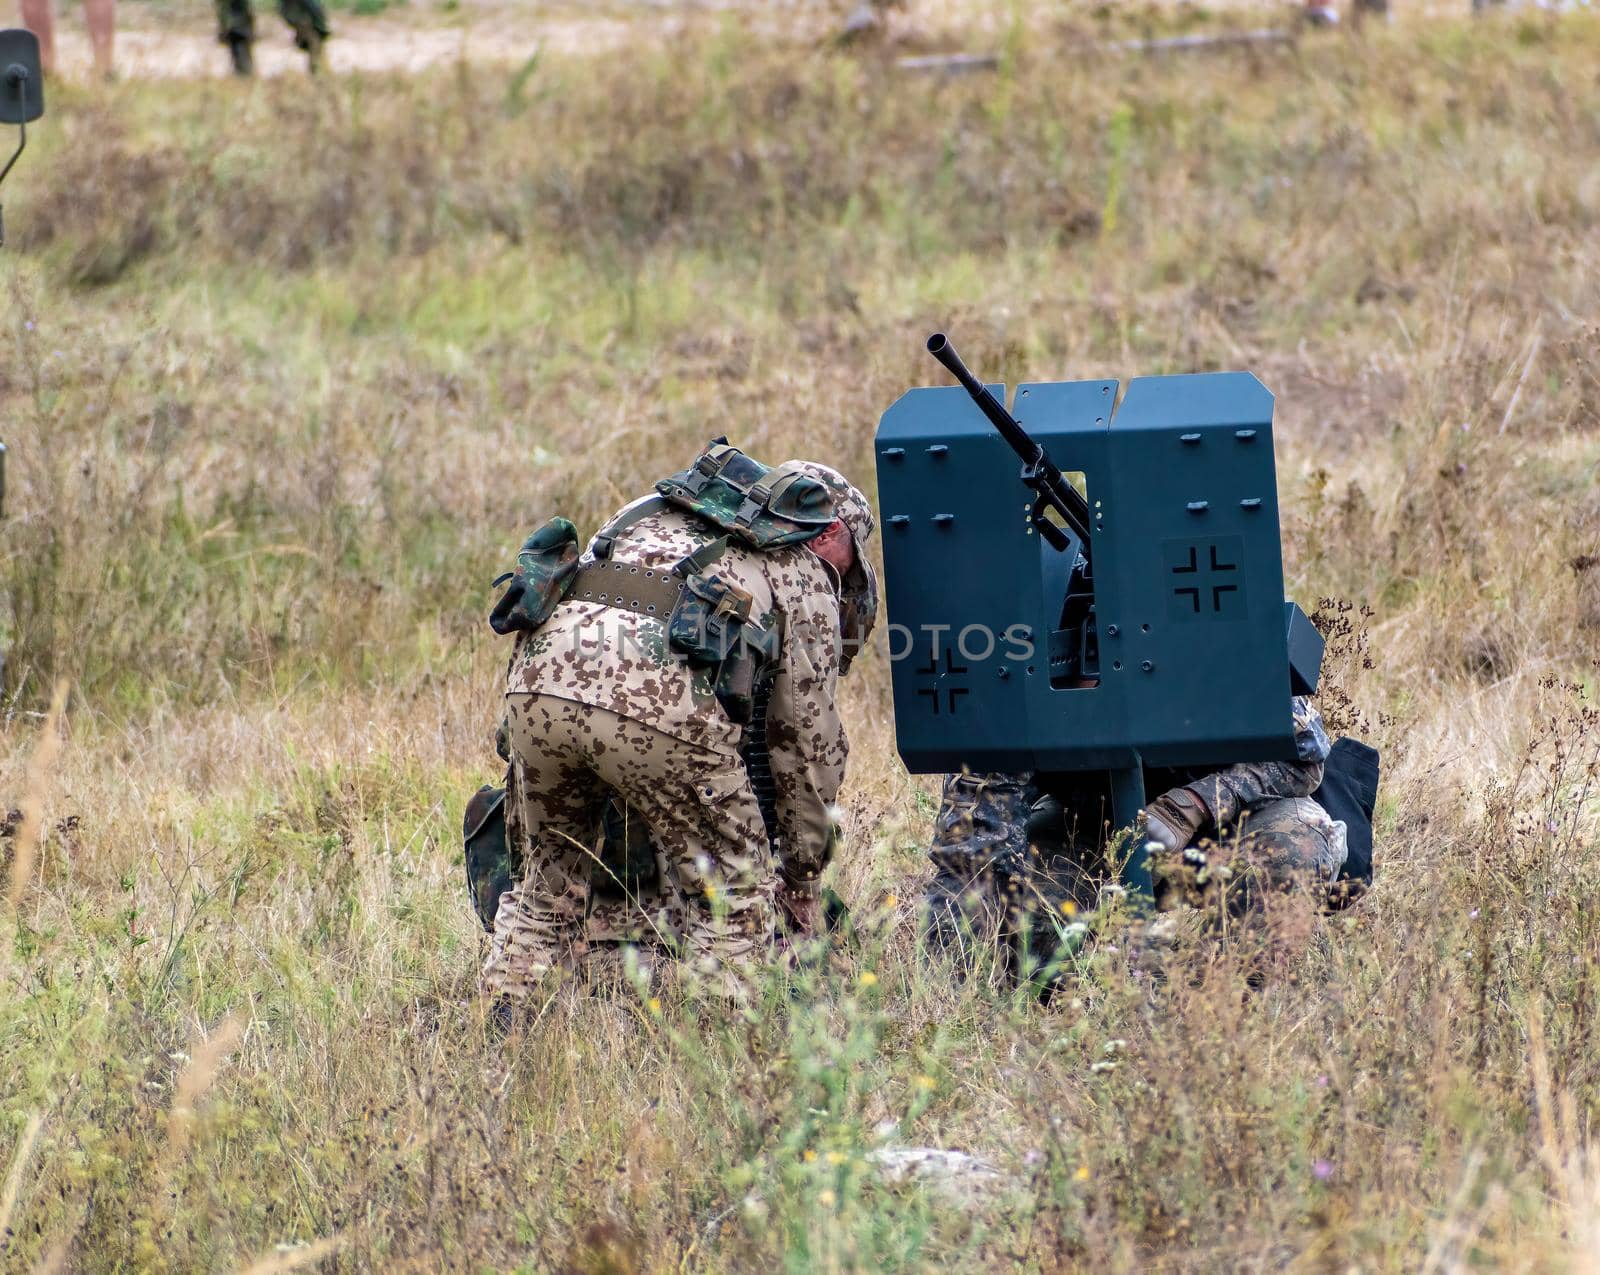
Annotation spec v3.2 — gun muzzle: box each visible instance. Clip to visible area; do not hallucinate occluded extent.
[927,331,1043,467]
[926,332,984,400]
[925,330,1093,552]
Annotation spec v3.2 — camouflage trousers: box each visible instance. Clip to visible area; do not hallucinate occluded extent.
[1150,796,1347,917]
[217,0,330,46]
[483,693,777,1002]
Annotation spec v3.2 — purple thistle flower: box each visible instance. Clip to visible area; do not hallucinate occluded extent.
[1313,1159,1334,1181]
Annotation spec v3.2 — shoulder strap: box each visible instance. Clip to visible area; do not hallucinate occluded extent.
[673,535,730,579]
[592,495,668,560]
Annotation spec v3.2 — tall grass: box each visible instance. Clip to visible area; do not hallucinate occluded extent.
[1,7,1599,1270]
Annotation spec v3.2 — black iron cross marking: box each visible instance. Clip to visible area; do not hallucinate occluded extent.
[1171,543,1240,614]
[915,645,970,715]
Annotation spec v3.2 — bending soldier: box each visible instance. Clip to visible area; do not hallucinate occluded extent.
[479,448,876,1006]
[217,0,330,75]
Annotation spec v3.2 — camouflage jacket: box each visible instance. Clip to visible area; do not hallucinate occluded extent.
[505,499,847,885]
[1183,696,1331,827]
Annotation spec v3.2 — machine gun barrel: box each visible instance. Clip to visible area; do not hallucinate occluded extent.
[925,333,1093,553]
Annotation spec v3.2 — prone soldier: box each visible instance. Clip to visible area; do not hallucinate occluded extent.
[923,696,1349,960]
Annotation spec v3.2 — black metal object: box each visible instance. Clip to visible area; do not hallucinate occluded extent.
[0,32,43,124]
[926,331,1103,694]
[1285,602,1325,697]
[0,30,43,529]
[740,668,781,846]
[0,30,45,252]
[926,333,1094,555]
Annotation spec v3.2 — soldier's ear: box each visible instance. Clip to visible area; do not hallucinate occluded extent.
[808,520,855,577]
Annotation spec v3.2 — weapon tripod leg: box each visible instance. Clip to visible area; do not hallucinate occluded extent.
[1110,765,1151,897]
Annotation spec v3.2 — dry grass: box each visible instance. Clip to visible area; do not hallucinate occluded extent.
[2,4,1599,1270]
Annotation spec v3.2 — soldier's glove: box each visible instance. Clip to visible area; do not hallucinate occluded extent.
[776,878,822,937]
[1144,786,1212,853]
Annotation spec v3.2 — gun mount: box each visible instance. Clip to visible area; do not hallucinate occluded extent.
[877,334,1324,892]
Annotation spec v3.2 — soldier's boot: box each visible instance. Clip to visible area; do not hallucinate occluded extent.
[996,871,1055,998]
[921,866,1002,960]
[1000,852,1101,999]
[226,34,254,75]
[487,996,518,1037]
[295,27,326,73]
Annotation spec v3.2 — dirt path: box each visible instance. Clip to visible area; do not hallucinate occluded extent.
[25,0,1546,81]
[41,15,643,80]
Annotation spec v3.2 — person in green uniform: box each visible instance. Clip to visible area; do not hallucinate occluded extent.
[216,0,330,76]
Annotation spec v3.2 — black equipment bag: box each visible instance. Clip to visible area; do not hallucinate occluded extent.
[1313,737,1381,885]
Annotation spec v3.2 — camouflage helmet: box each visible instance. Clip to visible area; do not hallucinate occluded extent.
[784,460,875,551]
[785,460,878,673]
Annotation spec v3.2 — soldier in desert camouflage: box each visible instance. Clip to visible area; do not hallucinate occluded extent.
[924,696,1348,957]
[480,449,876,1006]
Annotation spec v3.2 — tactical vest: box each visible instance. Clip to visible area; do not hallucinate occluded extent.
[488,441,836,721]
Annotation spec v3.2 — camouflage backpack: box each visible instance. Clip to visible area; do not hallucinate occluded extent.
[654,440,836,549]
[487,443,832,637]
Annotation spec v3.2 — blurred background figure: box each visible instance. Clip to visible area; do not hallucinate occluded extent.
[18,0,116,78]
[216,0,330,76]
[1303,0,1388,25]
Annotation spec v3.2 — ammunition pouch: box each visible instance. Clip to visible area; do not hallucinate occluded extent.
[667,564,751,664]
[667,548,780,725]
[488,517,582,636]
